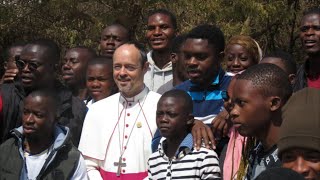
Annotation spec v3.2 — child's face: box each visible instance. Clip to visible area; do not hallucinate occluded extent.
[230,79,272,137]
[156,96,192,139]
[226,44,256,74]
[86,64,115,102]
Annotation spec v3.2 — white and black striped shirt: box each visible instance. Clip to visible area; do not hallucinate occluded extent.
[148,134,221,180]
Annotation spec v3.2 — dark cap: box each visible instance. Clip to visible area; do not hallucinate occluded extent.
[278,88,320,157]
[256,167,305,180]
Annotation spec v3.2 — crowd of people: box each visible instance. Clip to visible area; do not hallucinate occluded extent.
[0,7,319,180]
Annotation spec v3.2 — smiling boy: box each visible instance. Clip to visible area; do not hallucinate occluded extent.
[230,63,293,179]
[148,89,221,179]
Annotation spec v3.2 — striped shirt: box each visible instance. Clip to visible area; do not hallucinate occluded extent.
[148,134,221,180]
[175,69,231,124]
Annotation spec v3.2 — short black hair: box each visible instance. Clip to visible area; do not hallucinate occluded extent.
[237,63,292,103]
[160,89,193,114]
[88,56,113,71]
[263,50,297,75]
[69,46,97,59]
[120,41,147,65]
[147,9,177,30]
[186,24,225,55]
[303,7,320,16]
[28,39,60,64]
[26,89,58,114]
[170,35,186,53]
[87,56,113,72]
[102,23,131,41]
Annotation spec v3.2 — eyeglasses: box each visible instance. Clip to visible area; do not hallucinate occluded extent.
[221,90,230,102]
[16,59,42,71]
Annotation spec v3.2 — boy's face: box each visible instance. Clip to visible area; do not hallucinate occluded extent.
[230,79,272,137]
[156,96,193,139]
[86,64,115,101]
[22,95,56,141]
[282,148,320,180]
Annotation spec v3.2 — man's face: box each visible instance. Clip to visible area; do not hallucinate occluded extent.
[146,13,176,51]
[300,13,320,55]
[230,79,272,137]
[226,44,256,74]
[182,38,220,86]
[282,148,320,180]
[87,64,115,102]
[62,48,89,87]
[22,95,55,141]
[18,45,55,91]
[100,25,129,58]
[156,96,191,139]
[113,44,147,98]
[6,46,24,70]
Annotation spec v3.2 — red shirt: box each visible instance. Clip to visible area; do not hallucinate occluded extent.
[307,76,320,89]
[0,94,3,123]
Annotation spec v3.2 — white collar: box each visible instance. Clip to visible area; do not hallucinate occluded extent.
[119,85,149,104]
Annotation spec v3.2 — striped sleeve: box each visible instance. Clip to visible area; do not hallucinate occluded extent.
[200,149,221,179]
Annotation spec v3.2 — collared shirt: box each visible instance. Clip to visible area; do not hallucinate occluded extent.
[175,69,231,124]
[79,86,161,180]
[148,134,221,180]
[245,143,281,180]
[144,51,173,92]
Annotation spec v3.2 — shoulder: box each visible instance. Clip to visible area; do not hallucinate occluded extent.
[148,91,162,99]
[175,80,191,90]
[219,72,232,89]
[88,93,120,110]
[0,137,17,151]
[157,80,173,95]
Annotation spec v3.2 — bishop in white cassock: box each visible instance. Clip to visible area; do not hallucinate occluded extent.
[78,42,161,180]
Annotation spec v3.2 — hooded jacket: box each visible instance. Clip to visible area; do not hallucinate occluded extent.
[144,51,173,92]
[0,81,87,146]
[0,125,84,180]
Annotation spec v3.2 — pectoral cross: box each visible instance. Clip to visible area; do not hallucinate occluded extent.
[114,156,126,176]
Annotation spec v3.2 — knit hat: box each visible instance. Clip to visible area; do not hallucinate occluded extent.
[256,167,305,180]
[278,87,320,157]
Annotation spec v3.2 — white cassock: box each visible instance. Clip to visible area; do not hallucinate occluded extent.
[79,86,161,180]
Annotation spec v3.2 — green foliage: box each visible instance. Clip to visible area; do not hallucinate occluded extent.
[0,0,319,63]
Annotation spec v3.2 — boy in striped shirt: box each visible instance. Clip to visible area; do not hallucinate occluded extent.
[148,89,221,179]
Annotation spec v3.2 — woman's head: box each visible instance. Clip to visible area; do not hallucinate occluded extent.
[225,35,261,74]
